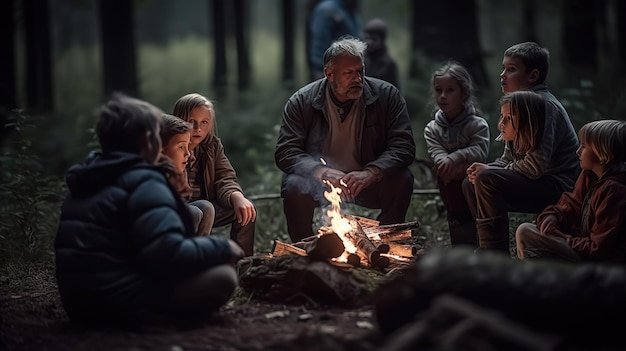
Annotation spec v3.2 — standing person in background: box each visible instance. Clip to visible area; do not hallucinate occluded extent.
[516,120,626,263]
[424,62,489,248]
[307,0,360,81]
[362,18,400,91]
[55,94,243,328]
[462,42,580,254]
[158,113,215,237]
[275,37,415,243]
[173,93,256,256]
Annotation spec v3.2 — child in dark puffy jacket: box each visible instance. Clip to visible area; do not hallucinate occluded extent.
[516,120,626,262]
[54,94,244,328]
[158,113,214,236]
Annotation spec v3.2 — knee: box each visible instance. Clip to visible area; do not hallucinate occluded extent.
[206,265,238,307]
[473,169,504,191]
[187,204,203,221]
[515,222,537,241]
[193,200,215,217]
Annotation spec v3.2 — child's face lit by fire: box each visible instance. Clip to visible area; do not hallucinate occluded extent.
[162,132,191,173]
[187,106,213,150]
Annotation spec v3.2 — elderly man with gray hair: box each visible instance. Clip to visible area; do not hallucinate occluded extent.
[275,36,416,243]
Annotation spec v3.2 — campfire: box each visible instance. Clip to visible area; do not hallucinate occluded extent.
[272,180,421,268]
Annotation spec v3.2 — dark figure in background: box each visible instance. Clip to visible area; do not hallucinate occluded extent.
[363,18,400,91]
[306,0,360,81]
[275,37,416,243]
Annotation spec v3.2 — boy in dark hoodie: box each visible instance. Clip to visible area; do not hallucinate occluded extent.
[516,120,626,263]
[54,94,244,328]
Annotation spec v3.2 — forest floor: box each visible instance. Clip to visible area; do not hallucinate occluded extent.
[0,260,385,351]
[0,231,443,351]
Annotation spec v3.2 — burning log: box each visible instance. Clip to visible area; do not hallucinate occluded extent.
[350,215,380,228]
[376,243,390,254]
[271,240,307,257]
[345,216,420,243]
[293,233,345,259]
[366,229,412,243]
[346,253,361,266]
[364,223,419,243]
[386,243,419,258]
[344,218,389,268]
[376,221,420,232]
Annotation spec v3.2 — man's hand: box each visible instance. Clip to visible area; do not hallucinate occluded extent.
[341,170,376,200]
[321,168,347,185]
[230,191,256,226]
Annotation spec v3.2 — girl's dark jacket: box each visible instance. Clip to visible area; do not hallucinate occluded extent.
[274,76,415,178]
[54,151,232,323]
[537,162,626,263]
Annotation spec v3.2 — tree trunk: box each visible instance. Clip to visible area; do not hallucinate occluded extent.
[281,0,295,89]
[233,0,250,90]
[409,0,488,90]
[99,0,138,98]
[24,0,53,112]
[522,0,538,43]
[211,0,227,93]
[562,0,596,67]
[0,0,16,141]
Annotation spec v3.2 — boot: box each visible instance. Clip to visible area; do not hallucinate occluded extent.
[475,216,510,254]
[448,220,478,248]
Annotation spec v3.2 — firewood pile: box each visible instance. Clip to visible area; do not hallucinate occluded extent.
[271,215,422,269]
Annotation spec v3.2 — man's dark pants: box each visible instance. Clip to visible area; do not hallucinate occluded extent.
[281,168,414,243]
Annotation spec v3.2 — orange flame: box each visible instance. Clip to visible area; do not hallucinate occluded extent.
[323,180,357,261]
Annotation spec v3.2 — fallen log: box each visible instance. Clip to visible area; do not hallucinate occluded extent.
[238,255,376,307]
[374,247,626,349]
[380,294,561,351]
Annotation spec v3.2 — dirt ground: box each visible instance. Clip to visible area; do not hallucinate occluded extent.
[0,258,395,351]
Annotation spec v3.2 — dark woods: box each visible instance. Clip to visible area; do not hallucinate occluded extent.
[2,0,625,126]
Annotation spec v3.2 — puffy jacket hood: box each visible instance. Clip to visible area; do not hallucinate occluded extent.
[66,151,152,198]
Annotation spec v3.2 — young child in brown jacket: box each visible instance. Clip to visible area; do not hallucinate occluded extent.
[173,93,256,256]
[516,120,626,262]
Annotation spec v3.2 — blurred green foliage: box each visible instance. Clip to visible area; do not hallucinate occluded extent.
[0,111,66,266]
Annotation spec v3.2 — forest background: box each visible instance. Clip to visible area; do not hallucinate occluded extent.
[1,0,625,264]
